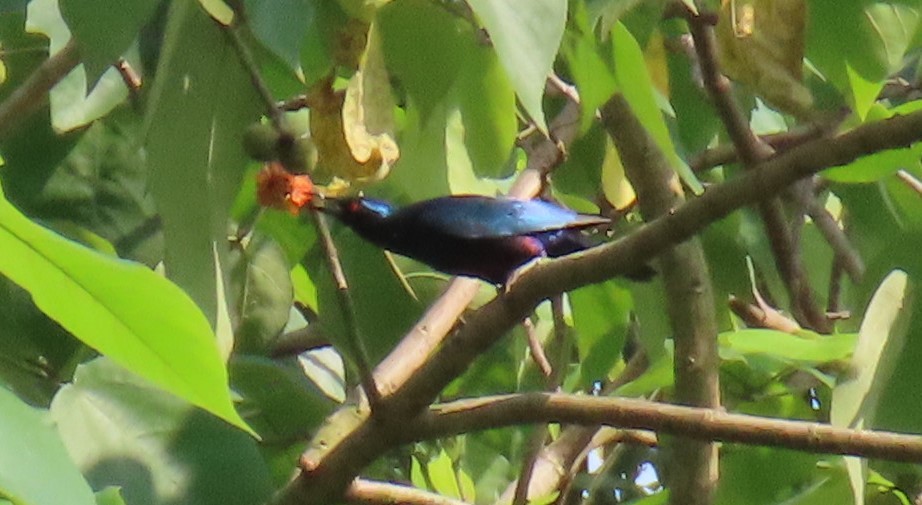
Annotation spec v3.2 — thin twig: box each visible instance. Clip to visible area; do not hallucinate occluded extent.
[345,478,471,505]
[309,210,381,408]
[523,317,553,378]
[683,4,830,332]
[513,296,570,505]
[223,22,284,127]
[495,351,651,505]
[0,39,80,141]
[222,9,381,404]
[690,120,842,173]
[728,295,801,333]
[897,169,922,196]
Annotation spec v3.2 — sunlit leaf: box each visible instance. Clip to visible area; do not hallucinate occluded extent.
[611,22,702,194]
[719,329,856,364]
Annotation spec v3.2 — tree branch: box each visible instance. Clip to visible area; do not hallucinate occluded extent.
[271,107,922,505]
[345,478,471,505]
[0,39,80,141]
[601,93,720,504]
[410,393,922,463]
[684,6,830,332]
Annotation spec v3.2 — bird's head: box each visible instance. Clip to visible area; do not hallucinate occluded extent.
[320,197,395,230]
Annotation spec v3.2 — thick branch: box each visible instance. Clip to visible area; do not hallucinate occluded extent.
[601,94,720,504]
[271,108,922,505]
[411,393,922,463]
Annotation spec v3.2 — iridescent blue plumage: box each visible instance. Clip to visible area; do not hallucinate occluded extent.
[322,195,641,284]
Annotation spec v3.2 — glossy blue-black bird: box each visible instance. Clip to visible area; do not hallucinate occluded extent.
[320,194,650,285]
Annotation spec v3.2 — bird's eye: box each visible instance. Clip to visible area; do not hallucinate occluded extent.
[347,200,361,213]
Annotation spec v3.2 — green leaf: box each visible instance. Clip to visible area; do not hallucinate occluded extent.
[51,358,272,505]
[144,0,262,325]
[25,0,129,132]
[467,0,567,134]
[562,1,618,133]
[427,450,463,499]
[378,0,465,122]
[244,0,314,73]
[719,329,856,364]
[229,233,293,354]
[59,0,160,85]
[807,0,920,118]
[832,270,912,424]
[456,39,517,179]
[611,22,702,194]
[0,386,96,505]
[831,270,912,505]
[229,355,334,443]
[0,184,253,435]
[824,101,922,183]
[570,280,632,387]
[94,487,127,505]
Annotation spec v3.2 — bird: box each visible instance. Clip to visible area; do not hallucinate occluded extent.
[319,194,653,285]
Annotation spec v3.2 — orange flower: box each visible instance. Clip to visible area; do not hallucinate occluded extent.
[256,162,315,214]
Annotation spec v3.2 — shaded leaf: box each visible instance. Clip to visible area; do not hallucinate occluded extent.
[0,184,252,434]
[716,0,813,118]
[831,270,912,505]
[51,358,272,505]
[144,0,261,325]
[467,0,567,133]
[0,385,95,505]
[244,0,314,73]
[26,0,129,132]
[59,0,159,84]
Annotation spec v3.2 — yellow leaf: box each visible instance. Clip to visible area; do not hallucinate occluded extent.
[310,22,398,186]
[601,137,636,210]
[716,0,813,118]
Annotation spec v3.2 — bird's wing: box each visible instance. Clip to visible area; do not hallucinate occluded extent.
[398,196,609,239]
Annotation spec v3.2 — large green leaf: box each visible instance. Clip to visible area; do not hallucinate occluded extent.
[807,0,920,119]
[611,22,702,194]
[0,386,95,505]
[144,0,261,326]
[244,0,314,74]
[831,270,912,505]
[467,0,567,134]
[51,358,272,505]
[718,329,856,364]
[378,0,465,122]
[570,280,632,387]
[59,0,160,84]
[0,184,253,434]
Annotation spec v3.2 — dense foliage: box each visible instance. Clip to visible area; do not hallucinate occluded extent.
[1,1,922,505]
